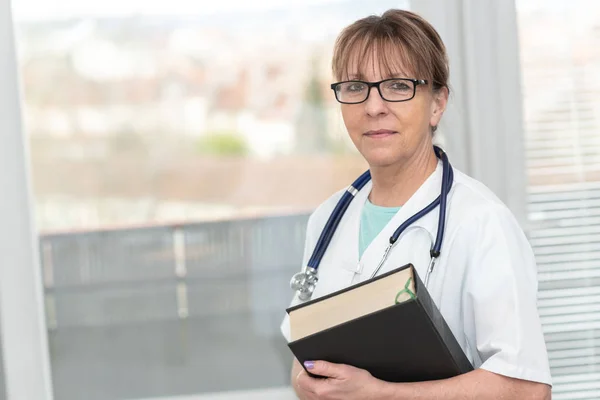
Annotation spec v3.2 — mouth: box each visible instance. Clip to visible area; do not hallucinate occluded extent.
[364,129,397,139]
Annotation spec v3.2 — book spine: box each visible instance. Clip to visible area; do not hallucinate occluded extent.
[414,269,474,374]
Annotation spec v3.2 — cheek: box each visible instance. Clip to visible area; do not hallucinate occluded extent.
[389,102,430,130]
[341,106,361,135]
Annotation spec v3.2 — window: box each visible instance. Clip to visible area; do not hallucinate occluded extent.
[517,1,600,398]
[11,1,409,398]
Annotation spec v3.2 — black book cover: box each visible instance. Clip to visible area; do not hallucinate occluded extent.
[286,264,473,382]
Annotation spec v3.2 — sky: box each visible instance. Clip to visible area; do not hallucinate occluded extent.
[13,0,595,22]
[10,0,349,21]
[10,0,598,25]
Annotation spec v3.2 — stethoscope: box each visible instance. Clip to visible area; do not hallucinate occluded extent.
[290,146,454,301]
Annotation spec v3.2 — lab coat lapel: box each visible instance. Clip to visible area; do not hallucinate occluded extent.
[333,180,372,280]
[309,183,372,298]
[358,160,444,281]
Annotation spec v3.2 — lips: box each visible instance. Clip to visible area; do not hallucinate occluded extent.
[364,129,397,138]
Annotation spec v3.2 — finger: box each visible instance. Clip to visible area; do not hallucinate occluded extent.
[296,369,318,394]
[304,360,348,379]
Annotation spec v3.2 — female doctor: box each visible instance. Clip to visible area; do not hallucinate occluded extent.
[281,9,552,400]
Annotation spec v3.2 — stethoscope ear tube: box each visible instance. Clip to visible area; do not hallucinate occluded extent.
[306,170,371,270]
[431,147,453,257]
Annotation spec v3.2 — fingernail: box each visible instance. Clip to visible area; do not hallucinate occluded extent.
[304,361,315,370]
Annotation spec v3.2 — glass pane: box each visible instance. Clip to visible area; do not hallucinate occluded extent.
[12,1,409,398]
[517,1,600,398]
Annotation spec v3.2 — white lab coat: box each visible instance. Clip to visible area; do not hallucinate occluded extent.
[280,160,552,386]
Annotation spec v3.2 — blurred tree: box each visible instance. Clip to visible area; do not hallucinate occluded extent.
[294,53,332,154]
[196,131,249,156]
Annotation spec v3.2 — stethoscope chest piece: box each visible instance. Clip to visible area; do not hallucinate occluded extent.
[290,267,318,301]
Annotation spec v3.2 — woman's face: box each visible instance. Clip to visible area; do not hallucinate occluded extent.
[340,52,448,168]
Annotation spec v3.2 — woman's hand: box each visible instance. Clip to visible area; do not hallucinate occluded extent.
[295,360,395,400]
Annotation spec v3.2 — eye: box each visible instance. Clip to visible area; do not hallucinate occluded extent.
[344,82,367,93]
[388,81,411,91]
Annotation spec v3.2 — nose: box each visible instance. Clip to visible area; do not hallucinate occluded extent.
[364,86,389,117]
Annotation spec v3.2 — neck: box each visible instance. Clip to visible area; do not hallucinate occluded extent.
[368,147,438,207]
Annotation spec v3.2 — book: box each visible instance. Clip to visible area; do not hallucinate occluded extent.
[286,263,473,382]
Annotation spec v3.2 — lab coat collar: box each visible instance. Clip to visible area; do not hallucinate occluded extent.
[339,159,444,276]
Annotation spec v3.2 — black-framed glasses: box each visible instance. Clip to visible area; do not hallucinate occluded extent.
[330,78,428,104]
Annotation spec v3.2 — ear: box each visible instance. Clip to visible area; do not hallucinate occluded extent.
[430,86,449,131]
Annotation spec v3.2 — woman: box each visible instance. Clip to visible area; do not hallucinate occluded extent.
[281,9,552,400]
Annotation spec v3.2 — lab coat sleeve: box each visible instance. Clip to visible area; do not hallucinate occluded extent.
[279,211,319,343]
[463,204,552,386]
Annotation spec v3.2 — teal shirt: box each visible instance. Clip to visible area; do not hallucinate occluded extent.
[359,199,401,259]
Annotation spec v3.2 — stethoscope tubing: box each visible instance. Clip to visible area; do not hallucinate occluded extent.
[291,146,453,300]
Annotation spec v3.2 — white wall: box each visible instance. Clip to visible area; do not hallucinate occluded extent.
[0,0,54,398]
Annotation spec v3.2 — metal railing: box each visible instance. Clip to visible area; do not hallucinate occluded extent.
[40,213,309,329]
[39,213,309,400]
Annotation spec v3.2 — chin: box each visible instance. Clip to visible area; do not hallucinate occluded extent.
[362,151,402,168]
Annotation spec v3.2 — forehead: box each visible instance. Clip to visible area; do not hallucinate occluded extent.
[339,38,416,81]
